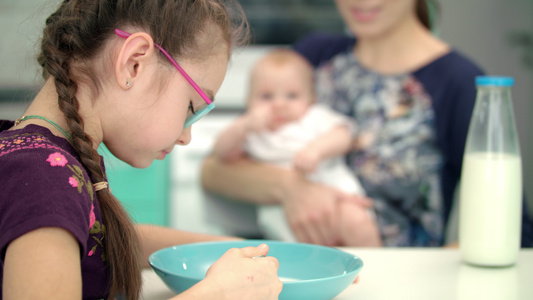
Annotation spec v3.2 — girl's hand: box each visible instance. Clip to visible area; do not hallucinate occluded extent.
[203,244,282,300]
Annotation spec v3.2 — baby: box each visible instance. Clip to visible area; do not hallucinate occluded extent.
[213,49,379,246]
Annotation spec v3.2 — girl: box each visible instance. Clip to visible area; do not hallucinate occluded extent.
[0,0,281,299]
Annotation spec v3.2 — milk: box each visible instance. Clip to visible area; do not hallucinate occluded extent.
[459,152,522,266]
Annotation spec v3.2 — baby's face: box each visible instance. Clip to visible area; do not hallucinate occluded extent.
[249,62,314,129]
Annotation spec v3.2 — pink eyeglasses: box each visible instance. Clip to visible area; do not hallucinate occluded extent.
[115,29,215,128]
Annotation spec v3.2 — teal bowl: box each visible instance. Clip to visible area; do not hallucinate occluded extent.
[149,240,363,300]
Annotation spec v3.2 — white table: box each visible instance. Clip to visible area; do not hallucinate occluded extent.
[141,248,533,300]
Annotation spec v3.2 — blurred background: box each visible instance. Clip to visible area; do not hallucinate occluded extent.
[1,0,532,237]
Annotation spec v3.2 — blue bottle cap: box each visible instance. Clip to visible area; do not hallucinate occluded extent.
[475,76,514,86]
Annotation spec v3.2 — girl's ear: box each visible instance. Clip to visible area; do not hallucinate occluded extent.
[115,32,156,89]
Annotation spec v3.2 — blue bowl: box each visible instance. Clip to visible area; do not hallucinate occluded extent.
[149,240,363,300]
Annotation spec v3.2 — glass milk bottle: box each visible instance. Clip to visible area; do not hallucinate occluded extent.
[459,76,522,266]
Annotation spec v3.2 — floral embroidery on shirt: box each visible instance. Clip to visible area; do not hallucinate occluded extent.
[89,211,106,261]
[89,203,96,228]
[66,164,107,261]
[87,203,102,258]
[46,152,68,167]
[0,133,66,158]
[1,131,108,263]
[67,164,91,197]
[69,176,79,188]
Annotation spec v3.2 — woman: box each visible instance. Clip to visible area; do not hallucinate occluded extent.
[201,0,532,247]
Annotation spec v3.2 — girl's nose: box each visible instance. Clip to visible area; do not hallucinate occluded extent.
[176,126,191,145]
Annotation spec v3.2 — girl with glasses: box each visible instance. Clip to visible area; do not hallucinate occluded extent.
[0,1,281,299]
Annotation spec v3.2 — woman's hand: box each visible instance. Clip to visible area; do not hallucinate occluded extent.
[201,244,282,300]
[281,175,372,246]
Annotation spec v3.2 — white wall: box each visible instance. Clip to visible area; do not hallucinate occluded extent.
[0,1,57,88]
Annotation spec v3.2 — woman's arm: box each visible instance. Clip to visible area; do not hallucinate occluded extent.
[3,228,82,299]
[201,156,371,245]
[201,155,294,205]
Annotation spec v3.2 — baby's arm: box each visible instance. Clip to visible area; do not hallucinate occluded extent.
[213,105,271,162]
[293,124,352,173]
[212,115,251,162]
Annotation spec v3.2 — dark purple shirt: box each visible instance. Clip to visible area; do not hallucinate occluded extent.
[0,120,109,299]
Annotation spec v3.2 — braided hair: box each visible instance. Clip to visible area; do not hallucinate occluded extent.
[36,1,248,299]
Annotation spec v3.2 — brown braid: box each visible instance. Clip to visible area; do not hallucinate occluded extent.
[36,1,248,299]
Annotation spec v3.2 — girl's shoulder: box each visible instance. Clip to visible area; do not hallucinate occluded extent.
[0,123,96,257]
[1,123,79,167]
[0,123,93,203]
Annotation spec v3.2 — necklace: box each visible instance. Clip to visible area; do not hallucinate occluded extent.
[14,115,72,142]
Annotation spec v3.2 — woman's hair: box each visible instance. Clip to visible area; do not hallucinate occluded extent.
[36,1,248,299]
[416,0,439,30]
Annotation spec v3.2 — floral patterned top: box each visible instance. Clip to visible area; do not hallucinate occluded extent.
[0,121,109,299]
[294,33,485,246]
[315,53,445,246]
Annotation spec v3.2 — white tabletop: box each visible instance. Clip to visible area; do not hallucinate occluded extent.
[141,248,533,300]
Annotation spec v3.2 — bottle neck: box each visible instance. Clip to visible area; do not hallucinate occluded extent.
[468,84,520,156]
[476,86,512,103]
[477,85,511,92]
